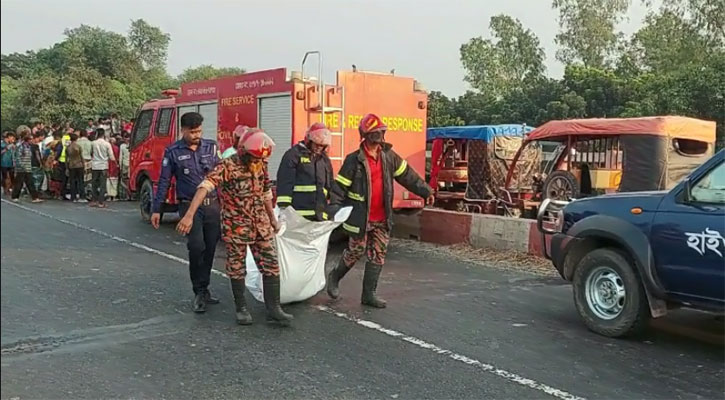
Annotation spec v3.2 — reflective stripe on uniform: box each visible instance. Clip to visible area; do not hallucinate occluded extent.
[335,174,352,186]
[347,192,364,201]
[394,160,408,177]
[342,223,360,233]
[293,185,316,192]
[296,209,316,216]
[276,195,292,204]
[323,188,328,196]
[322,212,328,220]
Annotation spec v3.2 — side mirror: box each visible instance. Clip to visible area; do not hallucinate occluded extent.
[683,178,693,203]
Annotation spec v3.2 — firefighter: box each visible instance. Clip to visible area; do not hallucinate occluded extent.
[151,112,221,313]
[276,122,333,221]
[176,128,293,326]
[326,113,434,308]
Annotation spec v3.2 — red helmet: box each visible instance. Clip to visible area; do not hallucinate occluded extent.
[237,128,275,159]
[305,122,331,146]
[359,113,387,135]
[232,125,252,147]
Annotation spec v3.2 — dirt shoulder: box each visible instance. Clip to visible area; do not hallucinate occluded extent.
[390,238,557,277]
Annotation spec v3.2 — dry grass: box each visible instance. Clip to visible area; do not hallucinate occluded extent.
[390,238,557,277]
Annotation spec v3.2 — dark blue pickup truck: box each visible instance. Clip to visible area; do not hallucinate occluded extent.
[538,149,725,337]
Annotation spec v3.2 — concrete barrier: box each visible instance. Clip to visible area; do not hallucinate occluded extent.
[392,209,546,257]
[420,208,471,245]
[469,214,533,253]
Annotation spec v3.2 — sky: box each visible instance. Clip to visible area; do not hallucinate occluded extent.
[0,0,651,96]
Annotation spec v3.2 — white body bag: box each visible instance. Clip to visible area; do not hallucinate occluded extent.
[245,206,352,304]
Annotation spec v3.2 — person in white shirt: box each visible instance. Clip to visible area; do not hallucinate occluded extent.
[90,128,115,208]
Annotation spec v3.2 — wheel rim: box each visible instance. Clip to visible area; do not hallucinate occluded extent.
[140,186,151,218]
[548,176,574,200]
[585,266,626,320]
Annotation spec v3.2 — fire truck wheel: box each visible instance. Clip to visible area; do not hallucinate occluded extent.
[139,179,154,222]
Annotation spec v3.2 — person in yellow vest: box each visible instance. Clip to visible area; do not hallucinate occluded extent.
[56,128,72,200]
[275,123,333,221]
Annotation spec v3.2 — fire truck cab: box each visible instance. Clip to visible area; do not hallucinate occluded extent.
[129,52,429,221]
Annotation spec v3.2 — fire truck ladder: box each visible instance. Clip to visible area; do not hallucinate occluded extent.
[302,51,346,161]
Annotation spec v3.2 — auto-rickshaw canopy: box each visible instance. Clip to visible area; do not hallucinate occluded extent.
[525,116,716,144]
[427,124,533,142]
[506,116,717,195]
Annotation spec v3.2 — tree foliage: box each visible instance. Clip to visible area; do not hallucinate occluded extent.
[429,0,723,148]
[658,0,725,44]
[427,91,464,128]
[128,19,171,70]
[460,15,546,98]
[553,0,631,67]
[624,9,711,73]
[177,65,246,84]
[0,20,246,131]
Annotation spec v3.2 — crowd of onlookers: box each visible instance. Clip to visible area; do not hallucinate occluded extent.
[1,114,134,208]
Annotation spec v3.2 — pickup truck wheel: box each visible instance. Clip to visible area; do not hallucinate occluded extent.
[572,248,649,338]
[139,179,153,222]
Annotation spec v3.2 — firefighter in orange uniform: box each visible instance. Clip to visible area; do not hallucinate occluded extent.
[326,114,434,307]
[176,128,293,326]
[276,123,333,221]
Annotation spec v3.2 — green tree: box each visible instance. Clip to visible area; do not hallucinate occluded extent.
[453,91,497,125]
[60,25,141,82]
[657,0,725,44]
[141,66,176,99]
[1,20,174,129]
[562,65,631,117]
[177,65,246,84]
[427,91,464,127]
[460,15,546,98]
[553,0,631,67]
[128,19,171,70]
[623,9,711,73]
[0,51,39,79]
[1,76,19,130]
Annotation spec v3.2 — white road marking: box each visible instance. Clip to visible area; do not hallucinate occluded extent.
[316,305,586,400]
[1,199,227,278]
[3,199,585,400]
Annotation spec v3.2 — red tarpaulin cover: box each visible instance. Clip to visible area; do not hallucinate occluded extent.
[428,139,445,190]
[525,116,716,144]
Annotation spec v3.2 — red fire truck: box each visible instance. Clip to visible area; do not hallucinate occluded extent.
[129,52,429,221]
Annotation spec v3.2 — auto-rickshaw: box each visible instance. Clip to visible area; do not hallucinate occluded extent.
[427,124,540,215]
[505,116,717,205]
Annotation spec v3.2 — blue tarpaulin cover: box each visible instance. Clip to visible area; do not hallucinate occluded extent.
[426,124,534,142]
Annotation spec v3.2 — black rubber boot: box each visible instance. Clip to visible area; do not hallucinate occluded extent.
[192,293,207,313]
[361,262,387,308]
[263,275,293,326]
[204,290,220,305]
[230,279,252,325]
[326,258,351,299]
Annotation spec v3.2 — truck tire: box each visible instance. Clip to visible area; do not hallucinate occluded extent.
[139,179,154,222]
[543,170,579,201]
[572,248,650,338]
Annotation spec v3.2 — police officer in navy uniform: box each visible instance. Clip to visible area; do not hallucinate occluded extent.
[151,112,221,313]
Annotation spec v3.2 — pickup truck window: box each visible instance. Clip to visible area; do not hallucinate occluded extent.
[691,161,725,204]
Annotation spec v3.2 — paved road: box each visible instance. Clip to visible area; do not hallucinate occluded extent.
[1,200,723,399]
